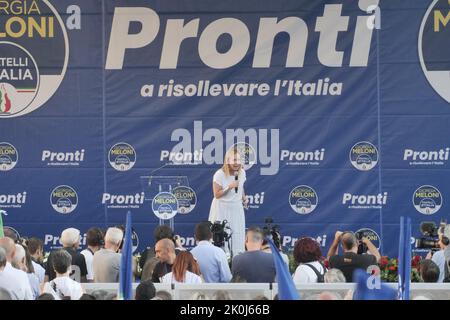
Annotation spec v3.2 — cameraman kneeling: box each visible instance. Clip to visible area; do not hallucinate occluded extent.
[327,231,381,283]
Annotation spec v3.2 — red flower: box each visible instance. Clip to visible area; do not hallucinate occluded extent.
[323,259,329,269]
[379,256,389,267]
[411,255,421,268]
[388,266,397,271]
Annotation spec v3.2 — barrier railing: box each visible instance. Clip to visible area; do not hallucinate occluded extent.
[81,283,450,300]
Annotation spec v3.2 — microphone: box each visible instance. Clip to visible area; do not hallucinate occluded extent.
[148,162,173,186]
[234,171,239,193]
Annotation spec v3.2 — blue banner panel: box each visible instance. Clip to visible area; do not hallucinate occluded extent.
[0,0,449,260]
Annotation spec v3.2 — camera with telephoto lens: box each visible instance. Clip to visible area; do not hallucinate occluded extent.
[354,231,368,254]
[211,220,231,248]
[415,220,448,251]
[262,217,281,249]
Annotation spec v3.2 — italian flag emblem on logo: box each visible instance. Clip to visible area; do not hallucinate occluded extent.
[0,85,11,113]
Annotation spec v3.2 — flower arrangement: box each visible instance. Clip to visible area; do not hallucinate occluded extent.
[378,255,422,282]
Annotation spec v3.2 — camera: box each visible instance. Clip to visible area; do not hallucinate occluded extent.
[415,220,448,250]
[262,217,281,249]
[354,231,368,254]
[211,220,231,248]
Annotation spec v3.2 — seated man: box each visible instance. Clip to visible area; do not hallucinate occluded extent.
[327,231,380,282]
[152,239,177,283]
[231,226,275,283]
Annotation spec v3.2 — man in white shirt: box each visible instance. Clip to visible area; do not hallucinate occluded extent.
[190,222,232,283]
[80,227,104,282]
[0,237,33,300]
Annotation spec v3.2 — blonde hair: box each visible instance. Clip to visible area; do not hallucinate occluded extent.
[221,148,242,177]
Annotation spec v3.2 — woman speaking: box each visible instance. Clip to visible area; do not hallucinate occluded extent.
[209,148,247,257]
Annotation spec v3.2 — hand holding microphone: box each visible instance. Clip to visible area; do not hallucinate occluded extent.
[234,171,239,193]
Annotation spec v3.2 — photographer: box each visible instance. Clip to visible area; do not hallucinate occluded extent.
[327,231,381,282]
[426,232,450,282]
[261,219,289,266]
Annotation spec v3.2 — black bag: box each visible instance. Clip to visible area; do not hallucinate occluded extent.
[304,262,327,283]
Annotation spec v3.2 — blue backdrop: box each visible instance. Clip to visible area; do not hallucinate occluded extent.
[0,0,449,258]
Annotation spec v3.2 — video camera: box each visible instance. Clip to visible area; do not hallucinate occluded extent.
[211,220,231,248]
[415,220,448,251]
[262,217,281,249]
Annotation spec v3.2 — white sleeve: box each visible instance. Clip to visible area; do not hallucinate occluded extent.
[213,170,224,185]
[292,265,311,284]
[22,273,34,300]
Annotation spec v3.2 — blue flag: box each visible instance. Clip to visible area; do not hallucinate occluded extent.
[398,216,411,300]
[353,269,397,300]
[118,211,133,300]
[266,238,300,300]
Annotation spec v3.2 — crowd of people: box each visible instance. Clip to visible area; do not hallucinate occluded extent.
[0,222,448,300]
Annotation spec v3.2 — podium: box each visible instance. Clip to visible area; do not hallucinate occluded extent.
[140,175,190,230]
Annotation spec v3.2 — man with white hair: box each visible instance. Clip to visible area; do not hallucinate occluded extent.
[0,238,33,300]
[45,228,88,282]
[13,244,40,299]
[93,227,123,283]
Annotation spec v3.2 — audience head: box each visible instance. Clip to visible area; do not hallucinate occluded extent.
[172,251,200,282]
[0,237,16,262]
[36,293,55,300]
[85,227,104,248]
[324,268,346,283]
[190,292,209,300]
[293,237,322,264]
[212,290,231,300]
[245,226,264,251]
[155,238,176,263]
[104,227,123,252]
[12,244,26,271]
[153,290,172,300]
[52,249,72,276]
[195,222,213,242]
[317,291,342,300]
[419,259,440,283]
[60,228,81,249]
[341,231,358,252]
[90,290,111,300]
[0,247,6,270]
[27,237,44,261]
[79,294,96,300]
[135,280,156,300]
[154,225,175,243]
[2,228,18,243]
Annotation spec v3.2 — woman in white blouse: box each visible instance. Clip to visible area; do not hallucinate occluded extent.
[208,148,248,256]
[161,251,202,284]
